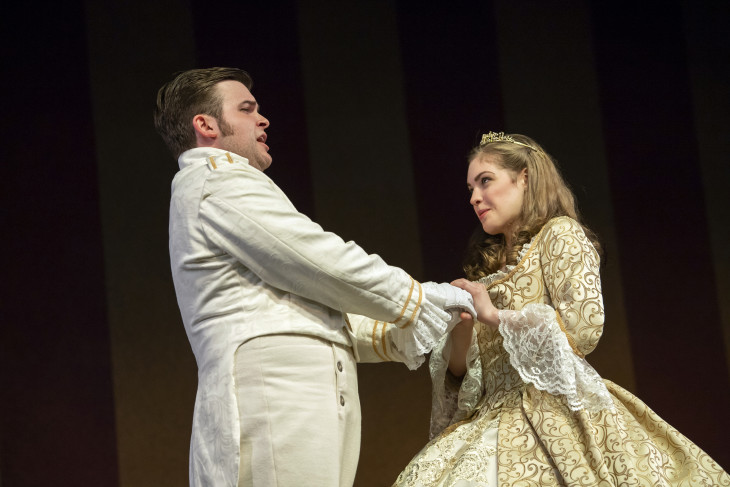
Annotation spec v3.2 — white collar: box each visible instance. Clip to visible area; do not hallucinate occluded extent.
[177,147,250,170]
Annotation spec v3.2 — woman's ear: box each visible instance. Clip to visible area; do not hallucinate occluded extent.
[520,168,528,189]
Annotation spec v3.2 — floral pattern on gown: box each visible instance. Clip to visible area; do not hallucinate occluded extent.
[395,217,729,486]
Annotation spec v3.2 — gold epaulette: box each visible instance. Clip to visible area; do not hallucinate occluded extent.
[206,152,241,170]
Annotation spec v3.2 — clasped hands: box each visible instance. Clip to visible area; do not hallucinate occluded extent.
[421,279,499,333]
[450,278,500,330]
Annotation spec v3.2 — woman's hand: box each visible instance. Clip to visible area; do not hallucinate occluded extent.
[450,279,499,327]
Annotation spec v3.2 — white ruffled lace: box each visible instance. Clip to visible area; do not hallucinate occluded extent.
[393,299,452,370]
[389,283,475,371]
[498,303,614,413]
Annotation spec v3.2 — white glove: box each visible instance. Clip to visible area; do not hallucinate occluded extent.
[421,281,477,327]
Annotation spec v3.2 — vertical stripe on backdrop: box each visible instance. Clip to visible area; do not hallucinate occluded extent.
[85,0,199,485]
[590,0,730,467]
[396,0,503,283]
[1,0,119,485]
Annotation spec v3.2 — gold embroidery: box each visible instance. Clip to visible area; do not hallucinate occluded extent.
[208,155,217,169]
[555,310,584,358]
[485,225,546,291]
[395,217,730,487]
[225,152,234,164]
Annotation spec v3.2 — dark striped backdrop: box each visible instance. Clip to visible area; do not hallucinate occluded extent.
[2,1,729,485]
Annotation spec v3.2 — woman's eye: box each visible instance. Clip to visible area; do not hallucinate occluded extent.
[481,177,490,184]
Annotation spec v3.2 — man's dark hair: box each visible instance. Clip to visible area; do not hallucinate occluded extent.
[154,67,253,158]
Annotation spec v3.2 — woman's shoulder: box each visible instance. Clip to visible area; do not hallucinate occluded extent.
[544,215,581,231]
[539,216,586,241]
[538,216,599,261]
[535,216,595,251]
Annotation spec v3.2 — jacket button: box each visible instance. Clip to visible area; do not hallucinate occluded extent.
[337,361,343,372]
[340,395,345,406]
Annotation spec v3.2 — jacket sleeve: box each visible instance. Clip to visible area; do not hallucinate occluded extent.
[198,162,423,325]
[345,314,407,363]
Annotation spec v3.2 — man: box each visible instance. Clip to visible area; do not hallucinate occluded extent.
[154,67,473,486]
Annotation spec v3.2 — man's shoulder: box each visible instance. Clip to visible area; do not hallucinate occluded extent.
[203,151,251,172]
[174,150,267,189]
[178,148,251,172]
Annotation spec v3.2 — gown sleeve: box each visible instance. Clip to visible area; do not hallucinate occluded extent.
[497,217,614,412]
[427,330,484,438]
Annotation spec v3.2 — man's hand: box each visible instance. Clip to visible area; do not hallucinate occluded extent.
[421,281,476,327]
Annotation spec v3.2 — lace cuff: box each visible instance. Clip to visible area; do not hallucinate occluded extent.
[498,303,614,413]
[429,331,484,438]
[390,297,456,370]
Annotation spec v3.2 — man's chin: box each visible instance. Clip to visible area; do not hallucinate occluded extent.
[251,156,272,172]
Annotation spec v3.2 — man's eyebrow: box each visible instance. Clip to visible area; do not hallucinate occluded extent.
[239,100,259,109]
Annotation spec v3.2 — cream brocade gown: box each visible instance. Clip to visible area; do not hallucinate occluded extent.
[395,217,729,487]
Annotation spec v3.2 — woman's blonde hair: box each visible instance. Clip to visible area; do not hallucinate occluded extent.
[463,133,601,280]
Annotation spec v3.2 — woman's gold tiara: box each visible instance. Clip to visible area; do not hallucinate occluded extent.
[480,131,538,152]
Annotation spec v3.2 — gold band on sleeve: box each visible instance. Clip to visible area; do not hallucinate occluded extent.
[397,280,423,329]
[380,321,392,360]
[392,277,416,327]
[371,321,390,361]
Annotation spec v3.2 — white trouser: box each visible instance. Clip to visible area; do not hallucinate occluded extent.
[234,334,361,486]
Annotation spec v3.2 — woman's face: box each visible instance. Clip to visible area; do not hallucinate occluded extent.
[467,155,527,237]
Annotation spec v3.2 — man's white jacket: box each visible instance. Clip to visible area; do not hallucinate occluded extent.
[170,148,465,486]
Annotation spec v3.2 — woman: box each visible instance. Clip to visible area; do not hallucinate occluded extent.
[394,132,729,486]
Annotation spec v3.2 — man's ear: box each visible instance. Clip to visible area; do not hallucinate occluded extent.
[192,114,220,146]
